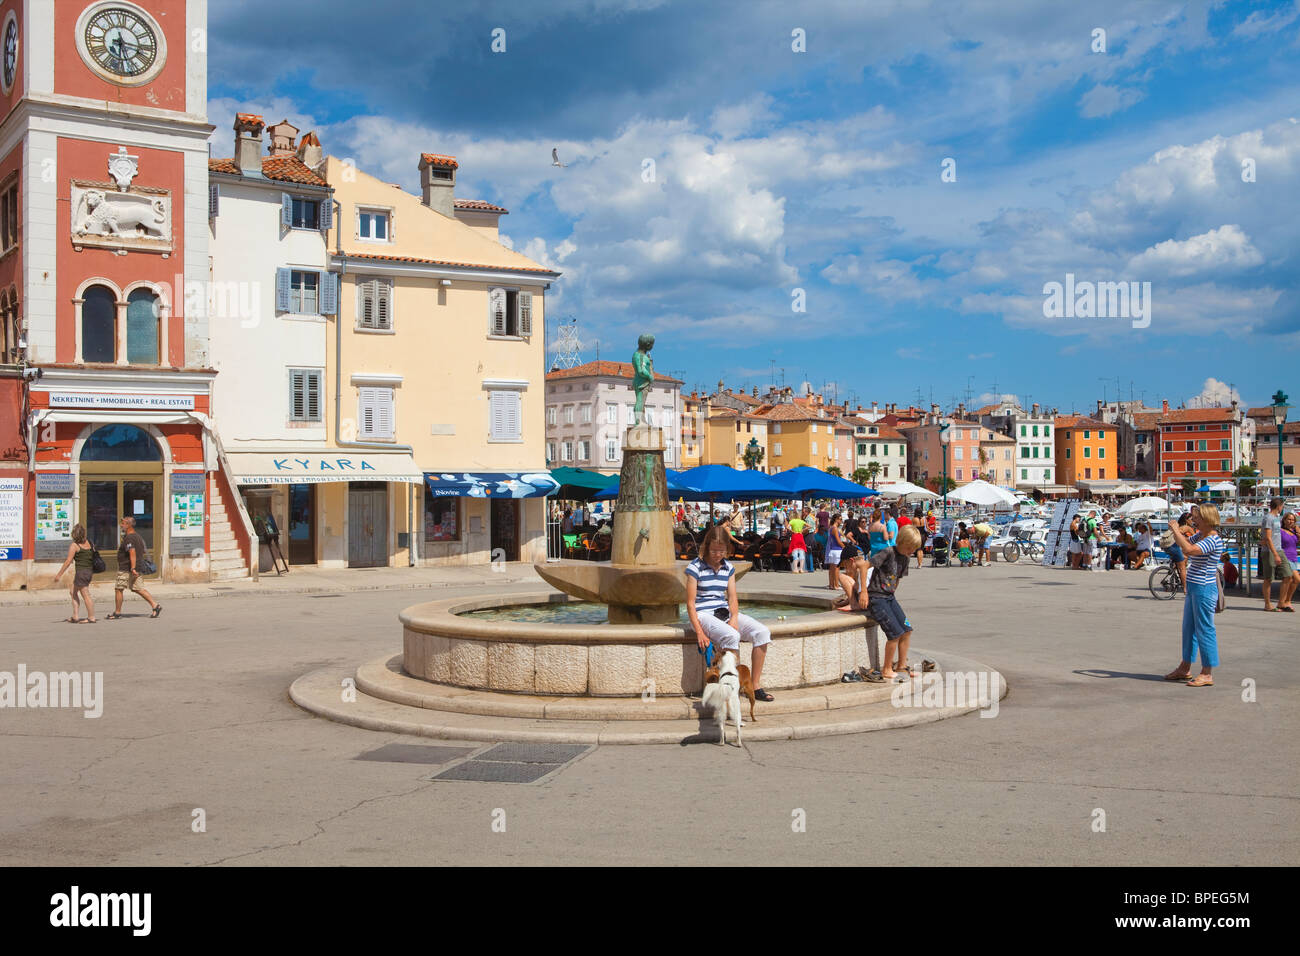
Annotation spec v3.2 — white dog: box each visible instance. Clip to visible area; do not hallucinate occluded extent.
[701,650,744,746]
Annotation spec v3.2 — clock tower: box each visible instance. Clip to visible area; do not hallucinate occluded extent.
[0,2,234,591]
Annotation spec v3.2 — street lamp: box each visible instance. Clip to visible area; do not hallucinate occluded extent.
[1272,390,1290,497]
[745,436,760,533]
[938,417,953,520]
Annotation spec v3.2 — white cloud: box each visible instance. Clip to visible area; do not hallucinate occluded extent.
[1078,84,1146,119]
[1233,3,1300,38]
[1127,224,1263,278]
[1187,377,1242,407]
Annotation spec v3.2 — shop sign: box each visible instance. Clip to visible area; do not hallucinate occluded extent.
[47,393,195,410]
[0,478,22,560]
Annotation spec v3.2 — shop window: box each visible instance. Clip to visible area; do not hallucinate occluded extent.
[81,284,116,363]
[80,424,162,461]
[424,493,460,542]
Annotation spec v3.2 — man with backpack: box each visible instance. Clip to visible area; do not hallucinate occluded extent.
[107,516,162,620]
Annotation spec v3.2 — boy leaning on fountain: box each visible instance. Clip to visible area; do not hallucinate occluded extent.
[863,525,925,683]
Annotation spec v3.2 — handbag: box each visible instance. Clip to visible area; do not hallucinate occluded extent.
[90,544,106,575]
[1215,569,1226,614]
[140,555,157,576]
[1159,530,1176,549]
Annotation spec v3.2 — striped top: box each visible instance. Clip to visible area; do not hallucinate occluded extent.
[1186,532,1224,586]
[686,557,734,613]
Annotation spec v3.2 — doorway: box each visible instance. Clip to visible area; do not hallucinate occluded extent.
[80,475,161,572]
[288,483,316,565]
[348,482,388,568]
[490,498,519,563]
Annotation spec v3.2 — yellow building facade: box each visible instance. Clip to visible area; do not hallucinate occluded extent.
[322,154,560,566]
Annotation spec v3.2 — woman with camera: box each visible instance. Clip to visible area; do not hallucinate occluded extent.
[1163,504,1225,688]
[686,525,774,701]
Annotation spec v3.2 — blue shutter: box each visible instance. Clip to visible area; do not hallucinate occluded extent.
[281,193,293,227]
[319,272,337,315]
[275,268,291,312]
[319,197,333,231]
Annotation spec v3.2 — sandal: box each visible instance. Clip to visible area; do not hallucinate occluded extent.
[754,688,774,702]
[863,670,886,683]
[150,605,163,618]
[841,671,863,683]
[1281,607,1295,613]
[65,617,81,624]
[1186,675,1214,687]
[921,659,937,672]
[105,613,122,620]
[1163,670,1192,681]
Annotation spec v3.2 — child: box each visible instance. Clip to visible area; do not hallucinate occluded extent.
[864,526,923,682]
[956,529,974,567]
[1221,550,1239,589]
[788,525,807,574]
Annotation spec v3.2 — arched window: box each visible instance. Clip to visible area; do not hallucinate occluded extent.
[126,288,160,365]
[80,424,162,462]
[81,284,116,363]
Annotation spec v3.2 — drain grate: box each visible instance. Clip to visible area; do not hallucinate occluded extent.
[429,743,592,784]
[356,744,474,765]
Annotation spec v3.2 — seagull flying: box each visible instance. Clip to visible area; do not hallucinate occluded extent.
[552,148,568,168]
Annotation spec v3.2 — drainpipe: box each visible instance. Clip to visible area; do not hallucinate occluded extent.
[332,199,417,566]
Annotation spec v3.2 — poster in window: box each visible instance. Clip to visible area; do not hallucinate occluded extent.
[0,478,22,560]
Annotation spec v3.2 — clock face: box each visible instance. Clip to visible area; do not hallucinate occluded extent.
[83,7,158,78]
[2,18,15,91]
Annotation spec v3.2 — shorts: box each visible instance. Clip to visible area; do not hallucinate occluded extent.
[1081,540,1095,556]
[1068,539,1082,554]
[115,571,142,591]
[867,593,912,640]
[73,568,94,589]
[825,548,842,566]
[790,548,806,565]
[1166,544,1184,563]
[1260,548,1295,580]
[696,611,772,651]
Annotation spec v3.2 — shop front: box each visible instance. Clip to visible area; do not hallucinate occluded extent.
[24,370,221,588]
[226,449,423,569]
[421,472,558,567]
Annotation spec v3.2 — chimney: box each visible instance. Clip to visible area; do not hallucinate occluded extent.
[931,403,940,416]
[296,131,323,170]
[1162,400,1170,414]
[871,401,878,419]
[266,119,299,157]
[419,153,458,217]
[752,386,758,397]
[234,113,265,175]
[1032,403,1040,416]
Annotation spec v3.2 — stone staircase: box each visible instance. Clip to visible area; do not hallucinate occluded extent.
[208,479,251,582]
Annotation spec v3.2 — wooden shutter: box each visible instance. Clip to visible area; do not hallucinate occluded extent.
[305,370,321,420]
[489,391,507,441]
[290,370,306,420]
[208,184,219,219]
[320,272,337,315]
[281,193,293,227]
[505,391,522,441]
[275,268,291,312]
[376,280,391,329]
[519,291,533,336]
[359,279,374,328]
[488,287,506,335]
[319,197,333,230]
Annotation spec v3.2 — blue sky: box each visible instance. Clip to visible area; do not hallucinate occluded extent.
[209,0,1300,414]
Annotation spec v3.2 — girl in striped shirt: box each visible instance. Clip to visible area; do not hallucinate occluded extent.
[1164,503,1225,688]
[686,526,774,701]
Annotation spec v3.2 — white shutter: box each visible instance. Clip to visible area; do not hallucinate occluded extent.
[488,287,506,336]
[507,391,522,440]
[519,291,533,336]
[359,388,377,436]
[489,392,507,440]
[359,279,374,328]
[376,280,391,329]
[306,370,321,421]
[281,193,293,227]
[209,183,219,219]
[290,370,305,420]
[376,388,394,438]
[275,268,291,312]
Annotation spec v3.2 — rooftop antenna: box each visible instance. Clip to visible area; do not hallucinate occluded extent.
[1098,378,1108,405]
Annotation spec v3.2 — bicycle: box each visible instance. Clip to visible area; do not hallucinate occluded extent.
[1002,536,1045,564]
[1148,562,1184,600]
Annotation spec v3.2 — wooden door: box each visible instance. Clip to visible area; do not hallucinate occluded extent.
[490,498,519,563]
[348,484,388,568]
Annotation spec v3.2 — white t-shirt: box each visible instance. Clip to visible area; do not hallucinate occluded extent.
[1136,530,1154,551]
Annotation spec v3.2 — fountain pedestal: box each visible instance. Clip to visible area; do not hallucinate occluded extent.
[534,423,704,625]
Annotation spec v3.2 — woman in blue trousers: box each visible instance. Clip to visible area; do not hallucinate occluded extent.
[1163,504,1224,687]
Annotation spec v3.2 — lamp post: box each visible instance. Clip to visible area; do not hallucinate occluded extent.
[938,418,953,520]
[745,436,760,534]
[1272,390,1290,498]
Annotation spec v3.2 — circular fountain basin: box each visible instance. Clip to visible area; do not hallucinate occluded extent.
[401,589,880,697]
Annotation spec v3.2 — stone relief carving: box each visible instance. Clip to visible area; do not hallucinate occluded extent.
[107,147,139,190]
[71,182,172,251]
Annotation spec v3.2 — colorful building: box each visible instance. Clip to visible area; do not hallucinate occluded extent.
[1053,416,1119,489]
[845,416,908,484]
[906,413,982,488]
[1154,402,1244,488]
[3,0,226,590]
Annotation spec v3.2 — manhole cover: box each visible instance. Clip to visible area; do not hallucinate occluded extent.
[356,744,474,764]
[432,761,559,784]
[476,743,589,764]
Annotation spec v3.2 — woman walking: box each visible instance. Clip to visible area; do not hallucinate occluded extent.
[1163,504,1225,687]
[53,524,97,624]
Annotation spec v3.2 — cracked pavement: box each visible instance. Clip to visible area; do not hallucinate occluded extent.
[1,561,1296,865]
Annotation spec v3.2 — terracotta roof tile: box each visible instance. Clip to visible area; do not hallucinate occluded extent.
[545,360,682,384]
[209,156,328,187]
[751,403,821,422]
[338,250,558,275]
[1054,415,1108,429]
[420,153,459,169]
[1157,407,1238,425]
[454,199,508,214]
[1132,412,1163,431]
